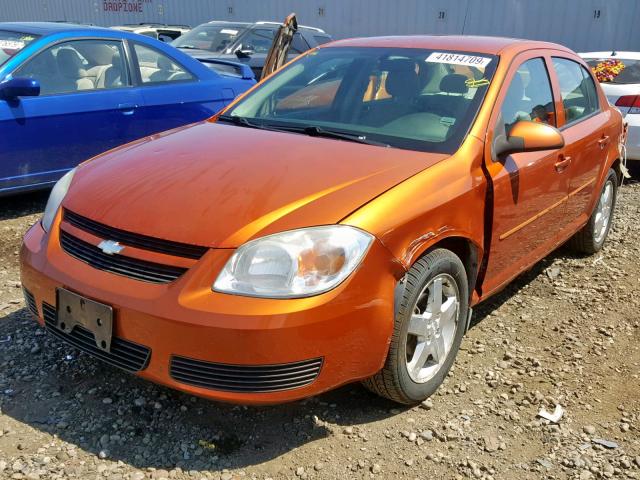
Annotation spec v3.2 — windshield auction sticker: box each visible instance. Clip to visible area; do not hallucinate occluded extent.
[426,52,492,68]
[0,40,25,50]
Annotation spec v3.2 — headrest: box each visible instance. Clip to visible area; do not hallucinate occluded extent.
[384,59,420,99]
[439,74,469,94]
[79,43,114,65]
[157,54,174,71]
[110,50,121,67]
[56,49,84,76]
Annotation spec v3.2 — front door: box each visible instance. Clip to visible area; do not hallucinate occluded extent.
[129,41,212,138]
[0,38,142,192]
[481,53,570,295]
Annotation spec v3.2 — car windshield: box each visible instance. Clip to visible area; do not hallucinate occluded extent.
[0,30,38,65]
[225,47,498,154]
[172,23,248,53]
[585,57,640,84]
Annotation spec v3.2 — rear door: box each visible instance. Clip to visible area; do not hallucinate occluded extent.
[482,52,571,294]
[549,56,610,222]
[0,38,142,192]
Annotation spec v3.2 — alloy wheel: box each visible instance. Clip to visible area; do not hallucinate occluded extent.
[405,274,460,383]
[594,180,614,244]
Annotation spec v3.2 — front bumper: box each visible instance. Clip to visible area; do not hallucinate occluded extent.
[20,220,400,404]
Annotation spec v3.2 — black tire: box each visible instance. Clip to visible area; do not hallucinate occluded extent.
[569,169,617,254]
[362,248,469,405]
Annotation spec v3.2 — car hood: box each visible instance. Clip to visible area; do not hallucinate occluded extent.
[63,121,446,248]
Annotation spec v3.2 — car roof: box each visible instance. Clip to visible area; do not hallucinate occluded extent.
[201,20,327,34]
[579,51,640,59]
[327,35,573,55]
[0,21,110,35]
[253,21,326,33]
[205,21,252,26]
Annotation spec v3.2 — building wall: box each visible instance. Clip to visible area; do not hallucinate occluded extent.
[0,0,637,52]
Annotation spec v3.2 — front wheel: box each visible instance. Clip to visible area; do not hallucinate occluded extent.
[362,249,468,404]
[569,169,617,254]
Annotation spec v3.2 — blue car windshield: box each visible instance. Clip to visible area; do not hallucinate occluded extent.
[0,30,39,66]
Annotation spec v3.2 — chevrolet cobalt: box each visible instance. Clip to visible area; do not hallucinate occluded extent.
[21,36,624,404]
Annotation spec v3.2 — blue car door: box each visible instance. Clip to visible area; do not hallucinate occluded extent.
[0,38,143,193]
[128,41,229,137]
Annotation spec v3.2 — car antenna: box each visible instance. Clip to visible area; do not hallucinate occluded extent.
[611,50,617,56]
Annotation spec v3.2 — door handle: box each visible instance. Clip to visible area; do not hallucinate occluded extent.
[118,103,137,115]
[555,155,572,172]
[597,135,610,149]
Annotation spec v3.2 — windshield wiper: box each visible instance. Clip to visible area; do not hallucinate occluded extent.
[217,117,389,147]
[302,126,390,147]
[217,115,292,133]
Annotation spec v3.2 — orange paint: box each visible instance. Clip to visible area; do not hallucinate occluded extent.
[21,36,623,404]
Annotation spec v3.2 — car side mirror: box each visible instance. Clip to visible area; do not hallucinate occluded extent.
[493,121,564,158]
[235,45,254,58]
[0,77,40,100]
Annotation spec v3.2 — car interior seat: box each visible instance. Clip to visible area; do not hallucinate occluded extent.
[149,55,175,82]
[425,73,470,119]
[365,58,421,123]
[56,49,94,91]
[97,50,124,88]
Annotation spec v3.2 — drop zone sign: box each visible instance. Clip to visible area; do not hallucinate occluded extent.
[103,0,152,13]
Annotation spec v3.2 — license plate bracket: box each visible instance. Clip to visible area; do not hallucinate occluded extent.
[56,288,113,352]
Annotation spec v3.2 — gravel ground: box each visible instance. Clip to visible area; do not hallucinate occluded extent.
[0,168,639,480]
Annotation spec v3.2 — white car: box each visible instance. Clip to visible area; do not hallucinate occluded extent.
[111,24,190,43]
[580,51,640,161]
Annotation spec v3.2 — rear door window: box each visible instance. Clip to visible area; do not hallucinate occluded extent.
[552,57,599,125]
[133,43,194,84]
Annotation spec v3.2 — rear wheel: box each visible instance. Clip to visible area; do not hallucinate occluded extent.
[363,249,468,404]
[569,169,617,254]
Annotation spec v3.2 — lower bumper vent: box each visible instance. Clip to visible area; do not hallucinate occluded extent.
[23,288,38,317]
[42,302,151,373]
[170,355,323,393]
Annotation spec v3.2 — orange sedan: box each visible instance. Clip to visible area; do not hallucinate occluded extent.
[21,36,624,405]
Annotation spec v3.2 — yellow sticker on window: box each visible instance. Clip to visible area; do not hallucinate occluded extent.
[465,78,490,88]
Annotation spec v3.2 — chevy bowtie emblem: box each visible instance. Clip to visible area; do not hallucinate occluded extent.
[98,240,124,255]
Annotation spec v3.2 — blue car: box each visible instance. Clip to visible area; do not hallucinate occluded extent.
[0,22,256,196]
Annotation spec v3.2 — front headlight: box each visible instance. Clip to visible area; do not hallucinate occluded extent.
[213,226,374,298]
[42,168,76,232]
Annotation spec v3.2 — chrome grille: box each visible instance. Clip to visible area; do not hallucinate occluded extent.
[59,230,187,284]
[43,302,150,373]
[170,355,323,393]
[23,287,38,317]
[64,209,208,259]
